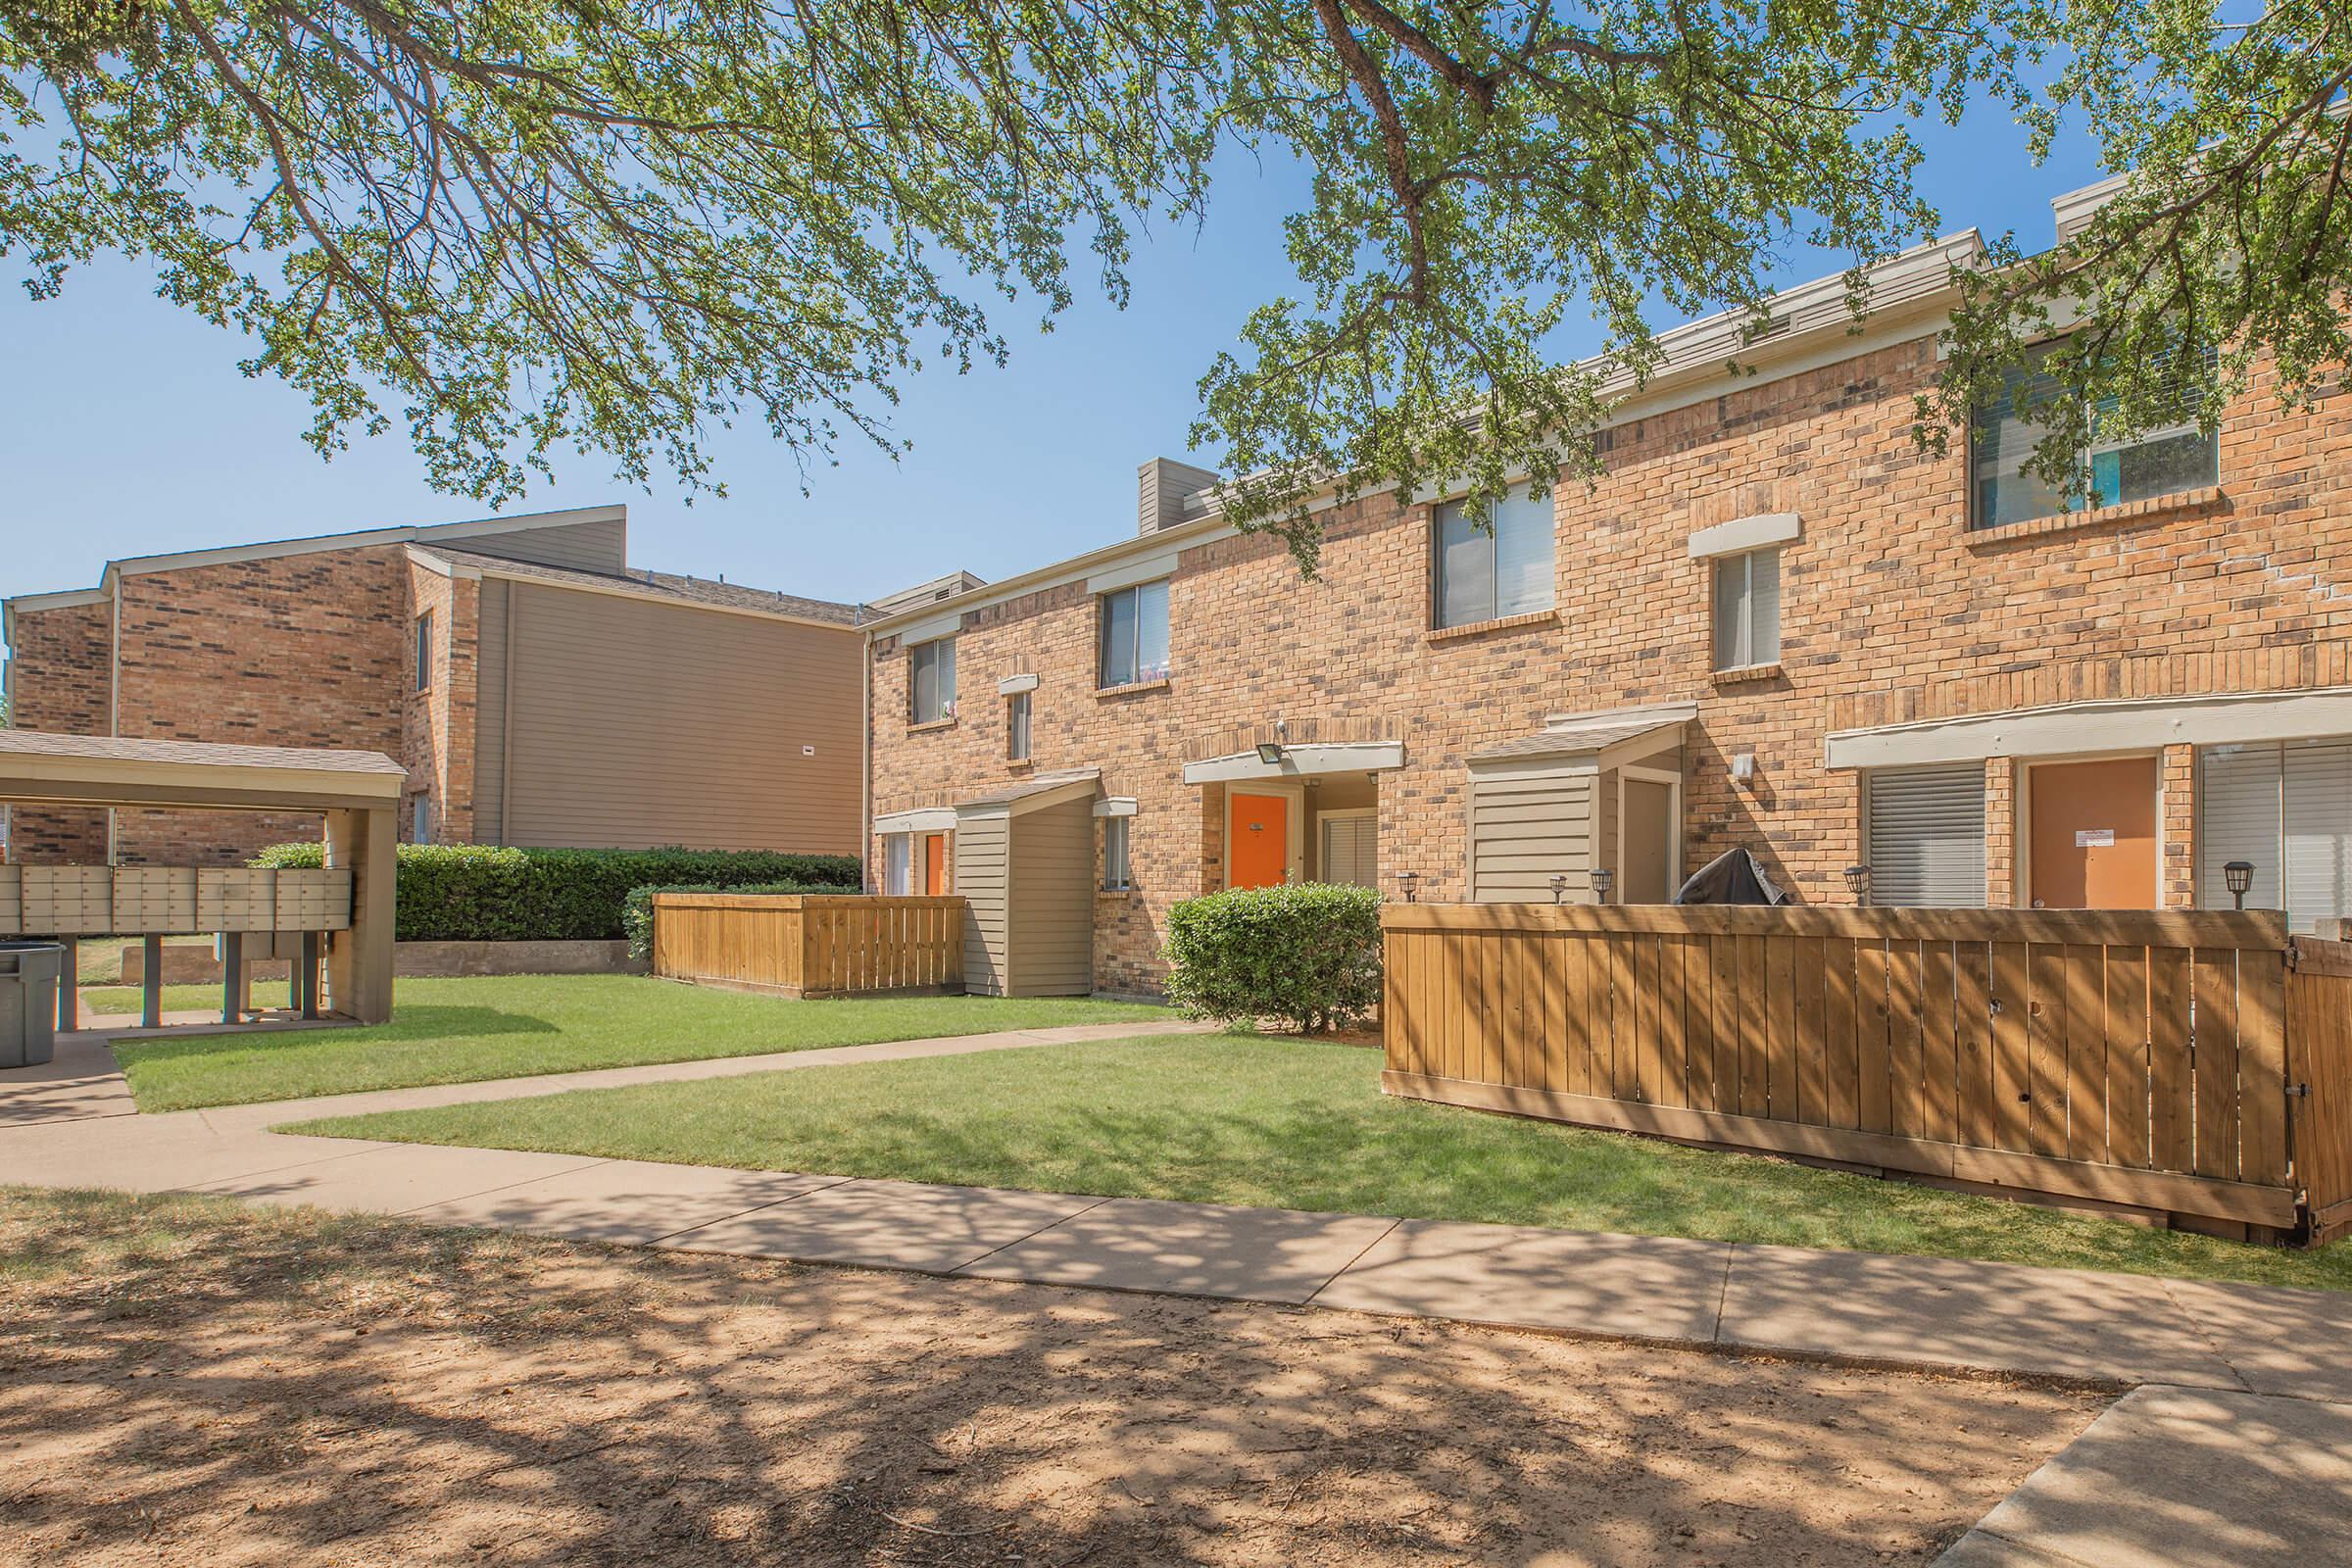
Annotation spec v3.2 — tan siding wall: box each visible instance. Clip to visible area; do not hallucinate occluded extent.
[956,813,1011,995]
[1470,770,1599,902]
[474,577,511,845]
[462,517,626,574]
[1008,797,1096,995]
[502,583,861,851]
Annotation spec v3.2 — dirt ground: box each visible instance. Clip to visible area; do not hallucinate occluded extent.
[0,1188,2100,1567]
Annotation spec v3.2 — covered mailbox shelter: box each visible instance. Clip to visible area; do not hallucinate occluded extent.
[0,730,405,1024]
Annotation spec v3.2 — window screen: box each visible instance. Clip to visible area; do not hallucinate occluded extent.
[1712,548,1782,670]
[1865,763,1987,907]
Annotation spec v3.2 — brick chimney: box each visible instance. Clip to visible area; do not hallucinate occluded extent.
[1138,458,1220,536]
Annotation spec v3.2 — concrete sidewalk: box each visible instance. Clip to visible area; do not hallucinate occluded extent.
[6,1026,2352,1565]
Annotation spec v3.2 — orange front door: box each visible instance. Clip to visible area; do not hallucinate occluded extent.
[922,833,950,895]
[2030,758,2158,909]
[1228,793,1290,889]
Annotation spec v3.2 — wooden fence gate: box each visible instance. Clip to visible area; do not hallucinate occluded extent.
[651,894,966,999]
[1382,903,2352,1240]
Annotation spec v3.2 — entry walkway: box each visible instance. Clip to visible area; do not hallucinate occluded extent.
[4,1025,2351,1565]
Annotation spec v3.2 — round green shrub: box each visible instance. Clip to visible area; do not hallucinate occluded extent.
[1161,882,1382,1035]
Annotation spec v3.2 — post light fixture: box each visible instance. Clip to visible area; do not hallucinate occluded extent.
[2225,859,2255,910]
[1843,864,1872,904]
[1590,866,1615,904]
[1549,872,1568,906]
[1396,869,1419,904]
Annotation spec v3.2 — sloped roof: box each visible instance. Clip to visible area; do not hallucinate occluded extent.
[0,729,406,776]
[420,548,860,625]
[956,769,1101,810]
[1465,707,1692,765]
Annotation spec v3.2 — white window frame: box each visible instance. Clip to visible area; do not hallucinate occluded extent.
[1005,689,1032,761]
[1098,578,1171,688]
[1316,807,1378,889]
[1102,814,1134,892]
[410,792,431,844]
[908,637,956,724]
[1432,493,1556,630]
[883,832,912,895]
[1711,547,1781,672]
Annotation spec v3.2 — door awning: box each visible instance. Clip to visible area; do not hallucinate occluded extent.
[1181,740,1404,785]
[955,768,1101,818]
[1465,703,1695,771]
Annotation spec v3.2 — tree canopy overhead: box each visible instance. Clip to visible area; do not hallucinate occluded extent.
[4,0,2345,567]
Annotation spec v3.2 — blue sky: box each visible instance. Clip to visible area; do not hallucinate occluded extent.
[0,99,2101,609]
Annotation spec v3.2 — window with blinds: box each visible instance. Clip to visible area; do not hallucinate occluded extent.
[1712,547,1781,670]
[1865,763,1987,907]
[1320,814,1378,889]
[2198,739,2352,933]
[1434,493,1555,629]
[1971,340,2218,528]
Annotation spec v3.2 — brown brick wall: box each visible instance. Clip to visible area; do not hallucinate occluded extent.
[401,563,478,844]
[869,331,2352,993]
[4,599,112,862]
[110,548,412,864]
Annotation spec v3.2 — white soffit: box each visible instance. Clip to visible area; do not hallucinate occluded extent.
[999,672,1040,696]
[1093,796,1139,817]
[873,807,957,834]
[1825,687,2352,770]
[1085,551,1179,596]
[1687,513,1800,560]
[1180,740,1406,785]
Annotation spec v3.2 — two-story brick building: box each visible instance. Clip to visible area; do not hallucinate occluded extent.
[5,505,867,864]
[863,213,2352,999]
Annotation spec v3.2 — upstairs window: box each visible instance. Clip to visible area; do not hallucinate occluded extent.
[1712,548,1782,671]
[1434,493,1554,629]
[414,610,434,691]
[1099,579,1170,688]
[1006,690,1032,761]
[1972,341,2219,528]
[908,638,956,724]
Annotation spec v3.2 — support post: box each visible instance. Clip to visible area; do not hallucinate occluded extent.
[140,934,163,1029]
[220,931,242,1024]
[298,931,321,1019]
[324,806,396,1023]
[55,936,77,1032]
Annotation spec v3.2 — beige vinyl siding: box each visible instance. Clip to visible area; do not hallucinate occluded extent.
[501,581,861,851]
[1468,766,1600,902]
[473,577,510,845]
[1008,796,1095,995]
[463,516,626,574]
[956,812,1011,995]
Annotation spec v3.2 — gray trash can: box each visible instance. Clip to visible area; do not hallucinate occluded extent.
[0,941,64,1069]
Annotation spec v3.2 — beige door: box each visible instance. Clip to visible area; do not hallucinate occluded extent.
[2030,757,2159,909]
[1622,776,1676,904]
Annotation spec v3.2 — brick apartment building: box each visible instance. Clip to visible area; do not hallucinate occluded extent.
[4,505,867,864]
[864,191,2352,998]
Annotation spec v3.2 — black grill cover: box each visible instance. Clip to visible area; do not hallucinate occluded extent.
[1672,847,1788,906]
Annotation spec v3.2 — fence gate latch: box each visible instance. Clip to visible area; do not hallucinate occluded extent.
[2288,1083,2312,1099]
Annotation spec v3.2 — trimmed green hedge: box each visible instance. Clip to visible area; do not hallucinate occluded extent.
[1162,882,1383,1035]
[251,844,861,943]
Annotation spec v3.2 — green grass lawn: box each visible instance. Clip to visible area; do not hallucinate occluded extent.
[298,1031,2352,1292]
[113,975,1169,1111]
[84,978,293,1014]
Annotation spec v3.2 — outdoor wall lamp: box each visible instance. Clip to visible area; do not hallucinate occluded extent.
[1396,869,1419,903]
[1549,873,1568,905]
[1591,866,1615,905]
[2225,859,2255,910]
[1254,742,1287,765]
[1843,864,1872,904]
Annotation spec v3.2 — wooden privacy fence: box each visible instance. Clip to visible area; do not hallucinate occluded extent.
[1382,903,2352,1240]
[651,894,966,999]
